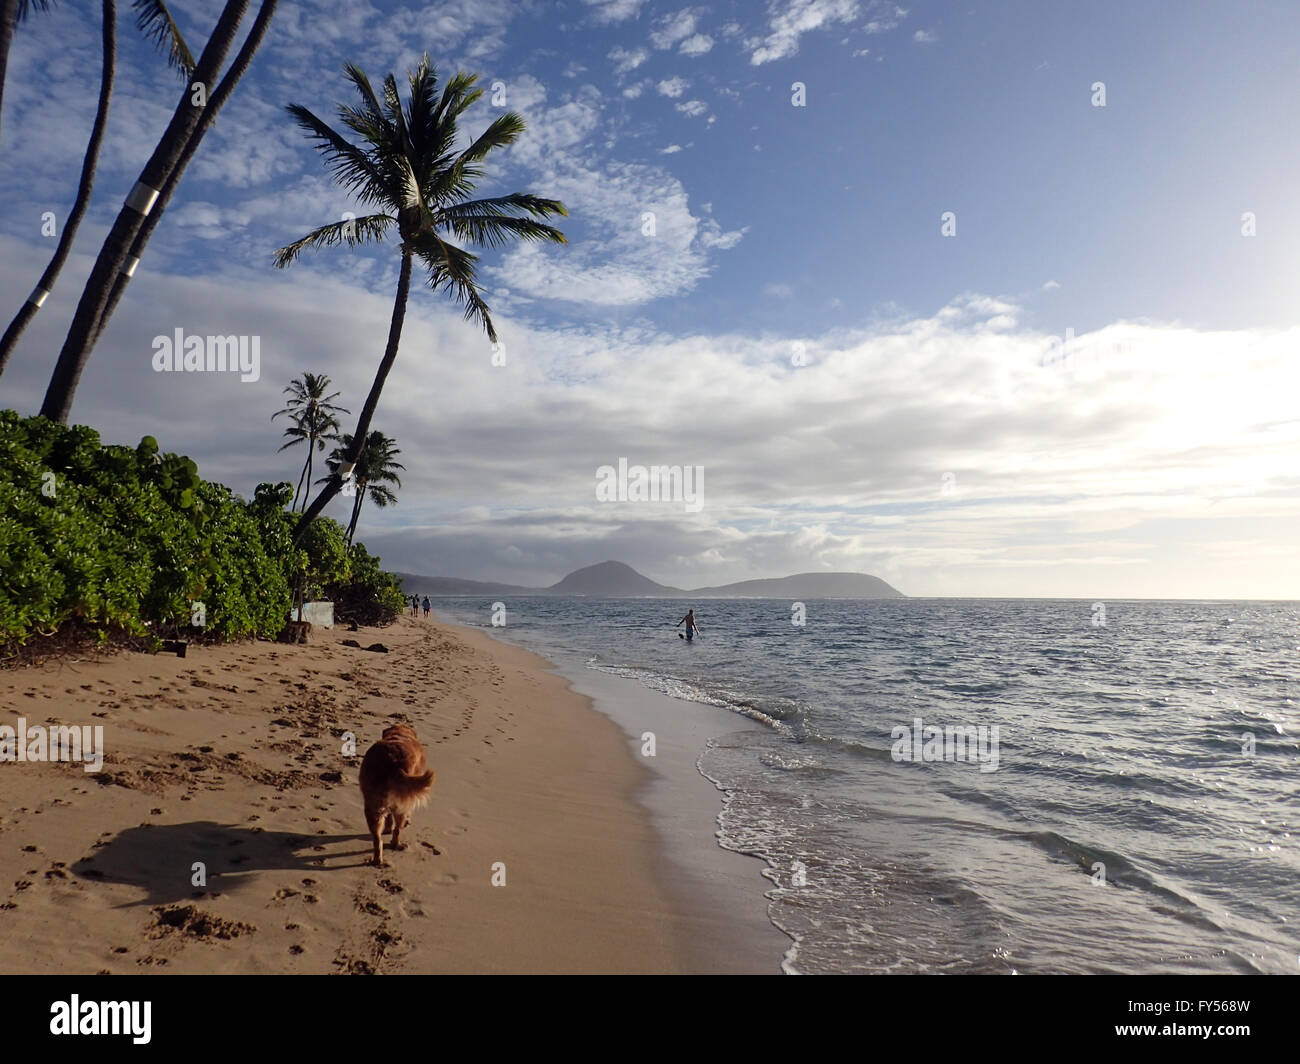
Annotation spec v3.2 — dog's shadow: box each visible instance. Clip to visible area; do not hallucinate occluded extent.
[71,820,374,908]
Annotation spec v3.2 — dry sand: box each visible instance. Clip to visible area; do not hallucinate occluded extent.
[0,615,771,973]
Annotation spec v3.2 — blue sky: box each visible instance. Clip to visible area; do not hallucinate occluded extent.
[1,0,1298,598]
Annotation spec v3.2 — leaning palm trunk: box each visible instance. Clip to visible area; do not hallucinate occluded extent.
[0,0,114,377]
[292,249,413,545]
[39,0,250,423]
[84,0,278,354]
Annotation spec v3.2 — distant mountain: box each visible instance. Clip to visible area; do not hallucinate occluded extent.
[397,560,904,599]
[690,572,904,599]
[547,560,685,596]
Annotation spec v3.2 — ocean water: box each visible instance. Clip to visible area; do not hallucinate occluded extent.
[427,596,1299,974]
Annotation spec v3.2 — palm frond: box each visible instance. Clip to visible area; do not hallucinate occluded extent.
[131,0,195,76]
[341,62,387,129]
[285,103,392,208]
[455,111,526,168]
[17,0,56,23]
[410,232,496,342]
[433,69,482,125]
[273,214,393,268]
[336,103,389,148]
[440,194,568,249]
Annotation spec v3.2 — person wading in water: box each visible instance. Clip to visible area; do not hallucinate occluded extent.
[675,608,700,641]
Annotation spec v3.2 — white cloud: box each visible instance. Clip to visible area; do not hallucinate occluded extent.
[583,0,646,23]
[608,45,649,75]
[698,220,746,248]
[750,0,862,65]
[679,33,715,56]
[478,85,745,308]
[913,29,936,43]
[676,100,709,118]
[660,144,685,154]
[489,150,746,306]
[3,221,1295,598]
[651,9,700,49]
[1042,280,1062,290]
[385,0,520,60]
[656,76,690,98]
[864,3,909,34]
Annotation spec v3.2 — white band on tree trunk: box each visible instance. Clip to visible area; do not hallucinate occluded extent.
[27,286,50,307]
[122,257,140,277]
[125,181,160,215]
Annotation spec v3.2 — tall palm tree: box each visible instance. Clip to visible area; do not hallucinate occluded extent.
[0,0,193,378]
[272,373,349,512]
[321,431,404,544]
[274,56,567,546]
[39,0,279,423]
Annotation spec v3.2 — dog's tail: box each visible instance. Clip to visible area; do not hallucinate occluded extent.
[392,769,436,804]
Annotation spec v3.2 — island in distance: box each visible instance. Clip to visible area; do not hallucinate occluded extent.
[395,560,906,599]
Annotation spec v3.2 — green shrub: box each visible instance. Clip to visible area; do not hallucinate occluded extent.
[0,412,405,657]
[327,541,406,627]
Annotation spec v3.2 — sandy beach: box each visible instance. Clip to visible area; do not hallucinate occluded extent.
[0,616,778,974]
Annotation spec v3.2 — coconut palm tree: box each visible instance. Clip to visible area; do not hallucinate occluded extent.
[0,0,194,378]
[274,56,567,545]
[321,431,404,544]
[39,0,279,423]
[272,373,349,512]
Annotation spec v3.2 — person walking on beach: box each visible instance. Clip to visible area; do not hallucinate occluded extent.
[675,608,700,641]
[422,596,431,618]
[410,594,419,616]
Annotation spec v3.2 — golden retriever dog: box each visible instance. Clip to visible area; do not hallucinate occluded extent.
[359,724,436,866]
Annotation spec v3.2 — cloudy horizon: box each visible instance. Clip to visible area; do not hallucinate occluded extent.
[1,0,1297,600]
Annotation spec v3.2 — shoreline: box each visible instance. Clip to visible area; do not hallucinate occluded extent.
[446,616,790,973]
[545,657,790,973]
[0,614,781,973]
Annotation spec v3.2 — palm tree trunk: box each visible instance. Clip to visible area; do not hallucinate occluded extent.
[38,0,250,423]
[302,434,315,513]
[0,0,115,378]
[293,248,413,546]
[346,488,364,545]
[0,0,19,158]
[83,0,279,354]
[292,451,310,511]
